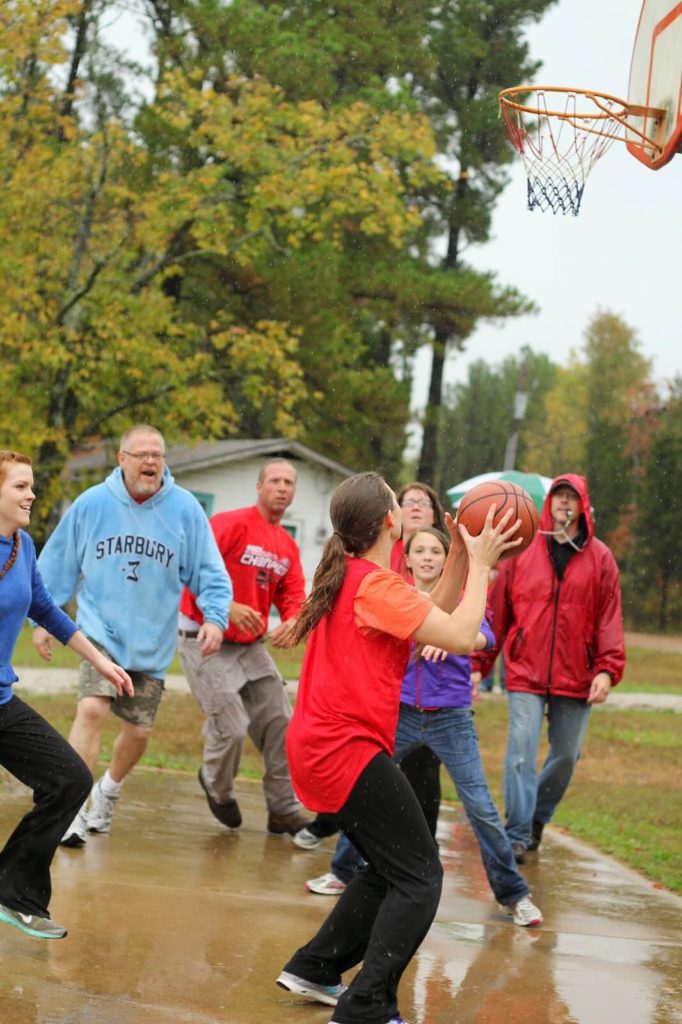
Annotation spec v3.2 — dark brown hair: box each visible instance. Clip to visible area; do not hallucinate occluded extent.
[288,472,393,646]
[397,482,446,532]
[0,451,31,580]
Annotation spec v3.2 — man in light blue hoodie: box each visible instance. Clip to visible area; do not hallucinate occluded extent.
[32,425,232,847]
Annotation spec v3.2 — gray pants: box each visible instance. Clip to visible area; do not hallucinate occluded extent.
[178,636,300,816]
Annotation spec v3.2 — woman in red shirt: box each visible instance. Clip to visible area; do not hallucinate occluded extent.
[276,472,519,1024]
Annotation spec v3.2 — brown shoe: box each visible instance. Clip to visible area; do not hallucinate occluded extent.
[267,809,311,836]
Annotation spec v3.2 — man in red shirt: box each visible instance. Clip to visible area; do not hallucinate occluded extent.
[179,460,310,838]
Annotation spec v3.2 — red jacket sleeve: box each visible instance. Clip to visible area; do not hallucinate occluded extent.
[471,565,515,677]
[593,546,626,685]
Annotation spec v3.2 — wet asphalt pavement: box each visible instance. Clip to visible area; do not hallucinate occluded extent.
[0,769,680,1024]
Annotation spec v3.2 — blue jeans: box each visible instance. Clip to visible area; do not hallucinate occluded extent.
[332,832,366,885]
[394,704,528,905]
[504,691,591,847]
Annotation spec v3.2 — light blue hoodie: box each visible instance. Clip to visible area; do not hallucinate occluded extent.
[37,466,232,678]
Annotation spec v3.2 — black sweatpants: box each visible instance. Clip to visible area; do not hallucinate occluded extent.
[0,695,92,918]
[283,751,443,1024]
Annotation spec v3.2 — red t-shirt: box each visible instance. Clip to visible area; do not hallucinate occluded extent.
[180,505,305,643]
[286,557,432,812]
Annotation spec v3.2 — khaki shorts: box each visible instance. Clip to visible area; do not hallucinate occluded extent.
[78,641,164,728]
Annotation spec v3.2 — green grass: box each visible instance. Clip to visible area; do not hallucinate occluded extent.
[618,646,682,693]
[12,687,682,894]
[12,627,682,693]
[11,623,304,678]
[456,699,682,893]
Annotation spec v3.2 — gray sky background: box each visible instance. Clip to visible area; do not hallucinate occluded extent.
[413,0,680,414]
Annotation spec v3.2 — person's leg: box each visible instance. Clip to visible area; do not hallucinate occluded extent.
[243,673,301,817]
[282,752,443,1024]
[179,638,249,804]
[504,691,546,848]
[0,696,92,918]
[66,695,111,772]
[331,832,366,885]
[400,744,441,839]
[108,719,152,783]
[87,674,163,834]
[425,708,528,905]
[533,696,591,826]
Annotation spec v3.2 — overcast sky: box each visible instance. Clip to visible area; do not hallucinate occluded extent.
[413,0,680,412]
[104,1,679,409]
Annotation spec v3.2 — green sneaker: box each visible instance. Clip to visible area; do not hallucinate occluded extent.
[0,902,67,939]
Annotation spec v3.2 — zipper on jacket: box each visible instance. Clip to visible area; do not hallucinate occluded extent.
[546,577,562,695]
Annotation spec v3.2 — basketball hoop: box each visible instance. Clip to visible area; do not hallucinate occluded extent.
[499,86,666,215]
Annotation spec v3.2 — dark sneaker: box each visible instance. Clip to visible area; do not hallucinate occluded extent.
[527,819,545,851]
[276,970,346,1006]
[198,769,242,829]
[0,902,67,940]
[511,841,527,864]
[267,810,311,836]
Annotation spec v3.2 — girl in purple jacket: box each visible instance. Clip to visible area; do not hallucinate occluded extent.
[394,527,541,926]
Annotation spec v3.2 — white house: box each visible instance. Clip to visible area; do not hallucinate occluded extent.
[165,438,354,586]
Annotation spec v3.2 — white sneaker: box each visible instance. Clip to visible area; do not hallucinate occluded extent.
[502,894,543,927]
[305,872,346,896]
[60,805,88,848]
[86,779,119,834]
[293,827,323,850]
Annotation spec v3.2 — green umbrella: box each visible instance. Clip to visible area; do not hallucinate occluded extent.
[446,470,553,513]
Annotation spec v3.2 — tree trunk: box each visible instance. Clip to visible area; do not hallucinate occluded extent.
[417,327,447,487]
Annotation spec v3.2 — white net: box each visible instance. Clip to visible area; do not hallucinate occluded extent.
[501,90,625,216]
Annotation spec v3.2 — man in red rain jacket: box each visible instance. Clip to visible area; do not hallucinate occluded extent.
[474,473,625,863]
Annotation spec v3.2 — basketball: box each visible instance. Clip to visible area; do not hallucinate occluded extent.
[456,481,538,560]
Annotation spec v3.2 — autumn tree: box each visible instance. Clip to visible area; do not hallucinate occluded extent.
[632,383,682,630]
[0,1,446,527]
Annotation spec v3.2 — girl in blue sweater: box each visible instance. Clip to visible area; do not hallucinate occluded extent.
[0,451,132,940]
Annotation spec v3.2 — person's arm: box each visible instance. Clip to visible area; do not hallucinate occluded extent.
[428,512,469,613]
[67,631,133,696]
[413,507,520,654]
[185,508,233,655]
[591,549,626,689]
[270,541,306,646]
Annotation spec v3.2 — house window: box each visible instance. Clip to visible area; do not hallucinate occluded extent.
[191,492,214,517]
[282,522,298,540]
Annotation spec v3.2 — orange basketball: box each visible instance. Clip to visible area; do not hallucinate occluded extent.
[456,480,538,560]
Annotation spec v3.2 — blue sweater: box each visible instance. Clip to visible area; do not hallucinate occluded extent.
[37,466,232,679]
[0,531,77,704]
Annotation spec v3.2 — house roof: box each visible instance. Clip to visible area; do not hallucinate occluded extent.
[166,439,354,477]
[68,438,354,479]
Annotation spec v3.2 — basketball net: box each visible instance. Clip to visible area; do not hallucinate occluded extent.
[500,88,631,216]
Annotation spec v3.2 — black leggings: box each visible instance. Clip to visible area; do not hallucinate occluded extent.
[284,752,443,1024]
[0,696,92,917]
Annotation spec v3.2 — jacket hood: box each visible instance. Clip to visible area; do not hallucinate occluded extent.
[538,472,594,542]
[104,465,175,506]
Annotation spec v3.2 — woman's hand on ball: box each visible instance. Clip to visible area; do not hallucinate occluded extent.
[458,505,522,566]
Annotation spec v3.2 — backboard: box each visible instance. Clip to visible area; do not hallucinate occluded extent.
[626,0,682,168]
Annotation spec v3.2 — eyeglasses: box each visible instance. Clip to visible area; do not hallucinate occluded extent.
[401,499,432,509]
[121,451,165,462]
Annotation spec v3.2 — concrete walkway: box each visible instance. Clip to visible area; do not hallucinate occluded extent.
[0,771,680,1024]
[14,666,682,713]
